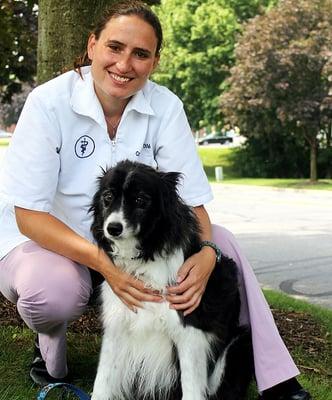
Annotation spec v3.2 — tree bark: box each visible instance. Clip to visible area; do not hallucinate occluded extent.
[37,0,160,84]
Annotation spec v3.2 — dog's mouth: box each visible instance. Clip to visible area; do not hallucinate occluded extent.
[108,239,143,261]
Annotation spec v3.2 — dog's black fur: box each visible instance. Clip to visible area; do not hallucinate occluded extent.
[90,160,254,400]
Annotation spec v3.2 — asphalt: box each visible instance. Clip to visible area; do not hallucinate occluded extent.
[207,183,332,310]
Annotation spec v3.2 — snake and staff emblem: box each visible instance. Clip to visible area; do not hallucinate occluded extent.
[75,135,95,158]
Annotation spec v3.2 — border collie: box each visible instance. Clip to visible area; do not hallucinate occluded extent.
[90,160,253,400]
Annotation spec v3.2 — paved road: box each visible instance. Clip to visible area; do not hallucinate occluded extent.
[1,145,331,308]
[207,183,332,309]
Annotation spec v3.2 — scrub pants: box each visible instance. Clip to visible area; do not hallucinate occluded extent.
[0,225,299,391]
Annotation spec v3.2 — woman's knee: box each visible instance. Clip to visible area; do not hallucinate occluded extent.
[211,224,240,262]
[13,244,92,331]
[17,269,92,332]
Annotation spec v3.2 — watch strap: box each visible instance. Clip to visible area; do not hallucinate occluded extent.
[200,240,222,263]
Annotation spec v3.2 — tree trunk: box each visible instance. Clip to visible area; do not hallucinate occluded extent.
[309,136,317,182]
[38,0,109,83]
[37,0,160,84]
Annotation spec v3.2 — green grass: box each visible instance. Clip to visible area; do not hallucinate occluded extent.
[198,147,332,190]
[263,290,332,400]
[1,291,331,399]
[0,327,100,399]
[264,289,332,337]
[0,138,10,146]
[198,147,236,179]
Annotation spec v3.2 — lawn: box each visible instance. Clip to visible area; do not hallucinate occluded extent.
[0,138,10,146]
[0,291,331,400]
[198,147,332,190]
[198,146,236,179]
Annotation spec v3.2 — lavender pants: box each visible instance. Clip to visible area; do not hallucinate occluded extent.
[0,225,299,391]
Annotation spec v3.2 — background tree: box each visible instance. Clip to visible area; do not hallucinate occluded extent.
[153,0,275,131]
[0,0,37,103]
[38,0,160,84]
[220,0,332,181]
[0,84,33,128]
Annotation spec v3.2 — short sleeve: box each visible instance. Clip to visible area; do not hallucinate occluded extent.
[0,90,61,211]
[155,102,213,207]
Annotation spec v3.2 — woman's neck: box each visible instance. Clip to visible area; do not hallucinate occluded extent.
[102,98,128,120]
[94,83,130,119]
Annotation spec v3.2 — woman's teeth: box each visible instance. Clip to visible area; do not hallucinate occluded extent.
[110,73,131,83]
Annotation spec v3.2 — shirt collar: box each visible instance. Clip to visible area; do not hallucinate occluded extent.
[70,66,105,127]
[70,66,155,127]
[124,85,155,117]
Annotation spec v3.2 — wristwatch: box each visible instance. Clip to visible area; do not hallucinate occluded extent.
[200,240,222,263]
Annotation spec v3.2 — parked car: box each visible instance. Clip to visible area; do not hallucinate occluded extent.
[198,131,233,146]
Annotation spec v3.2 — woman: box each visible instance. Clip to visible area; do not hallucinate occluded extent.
[0,1,310,399]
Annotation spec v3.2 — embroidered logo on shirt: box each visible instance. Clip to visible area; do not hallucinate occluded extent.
[136,144,152,158]
[75,135,95,158]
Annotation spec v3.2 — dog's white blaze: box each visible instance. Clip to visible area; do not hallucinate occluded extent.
[103,210,126,240]
[103,210,141,260]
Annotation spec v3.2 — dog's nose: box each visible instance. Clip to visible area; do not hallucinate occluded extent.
[107,222,123,237]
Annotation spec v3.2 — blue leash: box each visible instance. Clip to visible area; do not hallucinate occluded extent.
[37,383,91,400]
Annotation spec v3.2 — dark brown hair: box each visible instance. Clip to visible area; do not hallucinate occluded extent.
[74,0,163,73]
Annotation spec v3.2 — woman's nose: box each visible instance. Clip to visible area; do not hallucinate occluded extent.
[116,53,132,73]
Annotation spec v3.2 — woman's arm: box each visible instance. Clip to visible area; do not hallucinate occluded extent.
[15,207,162,311]
[166,205,217,315]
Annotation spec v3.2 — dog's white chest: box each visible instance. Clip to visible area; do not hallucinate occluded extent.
[130,300,181,336]
[101,249,184,336]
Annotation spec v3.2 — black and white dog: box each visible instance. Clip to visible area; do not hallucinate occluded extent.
[90,160,253,400]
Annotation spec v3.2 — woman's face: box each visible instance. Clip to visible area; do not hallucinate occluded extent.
[87,15,160,105]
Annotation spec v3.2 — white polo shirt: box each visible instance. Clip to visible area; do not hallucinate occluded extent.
[0,66,212,259]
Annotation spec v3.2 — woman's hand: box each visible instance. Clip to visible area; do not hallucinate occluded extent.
[100,253,164,313]
[166,246,216,316]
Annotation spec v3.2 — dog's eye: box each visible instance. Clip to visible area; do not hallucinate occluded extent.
[135,196,145,207]
[103,192,114,206]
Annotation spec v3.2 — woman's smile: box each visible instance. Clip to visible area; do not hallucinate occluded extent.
[108,71,133,84]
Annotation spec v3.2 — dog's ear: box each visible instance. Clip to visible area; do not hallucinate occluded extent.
[157,172,182,219]
[159,171,182,189]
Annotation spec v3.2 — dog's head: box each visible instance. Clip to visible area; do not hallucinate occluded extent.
[90,160,184,260]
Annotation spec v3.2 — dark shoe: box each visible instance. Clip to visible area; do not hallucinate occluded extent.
[30,363,66,386]
[31,335,43,369]
[259,388,312,400]
[30,335,68,386]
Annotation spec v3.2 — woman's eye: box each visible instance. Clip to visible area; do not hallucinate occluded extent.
[135,50,149,59]
[109,45,120,53]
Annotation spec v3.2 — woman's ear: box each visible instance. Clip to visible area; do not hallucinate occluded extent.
[87,34,96,61]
